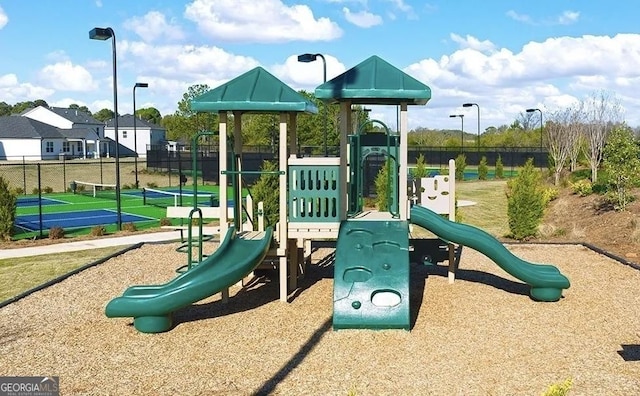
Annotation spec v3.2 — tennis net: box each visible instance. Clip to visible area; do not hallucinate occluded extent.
[142,187,217,208]
[72,180,117,199]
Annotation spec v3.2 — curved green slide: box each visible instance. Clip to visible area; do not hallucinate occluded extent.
[105,226,273,333]
[410,205,570,301]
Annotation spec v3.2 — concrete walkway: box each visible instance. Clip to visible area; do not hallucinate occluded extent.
[0,231,183,259]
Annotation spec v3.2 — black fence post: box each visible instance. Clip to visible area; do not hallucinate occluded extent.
[62,158,66,193]
[22,157,26,194]
[100,156,104,184]
[37,163,43,238]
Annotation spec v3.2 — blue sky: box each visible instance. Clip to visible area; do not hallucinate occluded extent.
[1,0,639,131]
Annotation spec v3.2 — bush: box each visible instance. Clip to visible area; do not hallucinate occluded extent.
[90,225,106,236]
[478,156,489,180]
[506,158,545,240]
[146,182,158,188]
[0,176,17,241]
[32,188,40,195]
[49,226,64,239]
[13,187,24,195]
[495,155,504,179]
[454,154,467,181]
[159,217,172,226]
[542,187,559,206]
[43,186,53,193]
[571,179,593,196]
[122,222,137,232]
[413,154,428,178]
[542,378,572,396]
[374,159,392,211]
[250,160,280,227]
[602,125,640,211]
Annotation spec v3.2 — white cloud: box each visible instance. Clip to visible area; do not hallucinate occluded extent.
[450,33,496,53]
[119,41,260,81]
[183,0,342,43]
[272,54,347,89]
[123,11,185,42]
[38,61,97,92]
[0,74,18,87]
[385,0,416,19]
[558,10,580,25]
[506,10,533,24]
[0,76,54,104]
[342,7,383,28]
[0,6,8,29]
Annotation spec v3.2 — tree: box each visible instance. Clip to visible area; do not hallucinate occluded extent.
[11,101,36,114]
[602,125,640,211]
[582,90,623,183]
[546,109,574,185]
[506,158,545,240]
[250,160,280,227]
[69,103,91,114]
[94,108,115,122]
[0,176,17,241]
[164,84,218,144]
[0,102,11,117]
[135,107,162,125]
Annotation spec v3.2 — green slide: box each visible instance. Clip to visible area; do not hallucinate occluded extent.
[105,226,273,333]
[410,205,570,301]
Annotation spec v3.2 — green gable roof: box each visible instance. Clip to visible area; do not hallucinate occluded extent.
[315,55,431,105]
[190,67,318,113]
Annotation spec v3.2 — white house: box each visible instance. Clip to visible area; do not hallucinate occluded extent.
[22,106,106,158]
[104,114,166,158]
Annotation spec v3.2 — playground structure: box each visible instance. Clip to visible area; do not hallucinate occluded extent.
[105,56,570,333]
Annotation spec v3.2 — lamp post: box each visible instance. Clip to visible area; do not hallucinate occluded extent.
[463,102,480,151]
[90,27,121,230]
[297,53,328,156]
[133,82,148,189]
[449,114,465,151]
[526,108,543,152]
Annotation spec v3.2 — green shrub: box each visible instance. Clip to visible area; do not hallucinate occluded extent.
[506,158,545,240]
[542,378,572,396]
[495,155,504,179]
[542,187,559,206]
[13,187,24,195]
[414,154,428,178]
[250,160,280,227]
[374,159,392,211]
[122,222,137,232]
[90,225,106,236]
[48,226,64,239]
[43,186,53,193]
[159,217,172,226]
[454,154,467,181]
[602,125,640,211]
[31,188,39,195]
[146,182,158,188]
[478,156,489,180]
[571,179,593,196]
[0,176,17,241]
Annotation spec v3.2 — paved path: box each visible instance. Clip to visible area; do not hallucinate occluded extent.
[0,231,183,259]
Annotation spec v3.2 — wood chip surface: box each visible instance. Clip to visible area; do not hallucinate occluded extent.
[1,242,639,395]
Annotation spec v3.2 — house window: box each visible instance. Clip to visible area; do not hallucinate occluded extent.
[45,141,54,153]
[122,131,127,138]
[77,142,83,153]
[63,142,70,152]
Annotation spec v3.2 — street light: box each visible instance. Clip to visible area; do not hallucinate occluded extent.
[133,82,148,189]
[526,108,543,152]
[449,114,465,151]
[297,53,328,156]
[90,26,121,230]
[463,103,480,151]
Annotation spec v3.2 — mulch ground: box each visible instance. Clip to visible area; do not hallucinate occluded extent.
[0,241,639,395]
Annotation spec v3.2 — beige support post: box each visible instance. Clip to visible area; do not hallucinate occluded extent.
[447,158,457,284]
[278,113,289,302]
[399,102,409,220]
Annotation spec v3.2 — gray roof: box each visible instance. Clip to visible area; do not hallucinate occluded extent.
[0,116,63,139]
[59,126,101,140]
[49,107,102,125]
[105,114,164,129]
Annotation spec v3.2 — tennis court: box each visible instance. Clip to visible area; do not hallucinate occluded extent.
[17,197,68,207]
[15,209,154,232]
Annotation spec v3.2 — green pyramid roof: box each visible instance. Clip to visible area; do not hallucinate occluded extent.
[190,67,318,113]
[315,55,431,105]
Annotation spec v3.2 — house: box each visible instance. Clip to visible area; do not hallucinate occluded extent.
[0,116,102,160]
[21,106,106,158]
[104,115,166,158]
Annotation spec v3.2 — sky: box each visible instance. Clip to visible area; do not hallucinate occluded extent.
[1,0,639,132]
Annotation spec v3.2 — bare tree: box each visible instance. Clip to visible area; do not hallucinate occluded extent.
[515,111,537,131]
[546,109,573,185]
[582,90,623,183]
[566,103,585,172]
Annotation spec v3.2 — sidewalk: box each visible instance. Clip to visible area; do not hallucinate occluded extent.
[0,231,184,259]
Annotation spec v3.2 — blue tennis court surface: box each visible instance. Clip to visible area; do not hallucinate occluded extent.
[17,197,67,207]
[15,209,153,231]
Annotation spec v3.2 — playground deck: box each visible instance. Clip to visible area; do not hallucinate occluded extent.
[0,242,638,394]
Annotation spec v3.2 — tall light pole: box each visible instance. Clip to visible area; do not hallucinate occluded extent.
[463,102,480,151]
[297,53,328,156]
[526,108,543,152]
[133,82,148,189]
[449,114,465,152]
[90,27,121,230]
